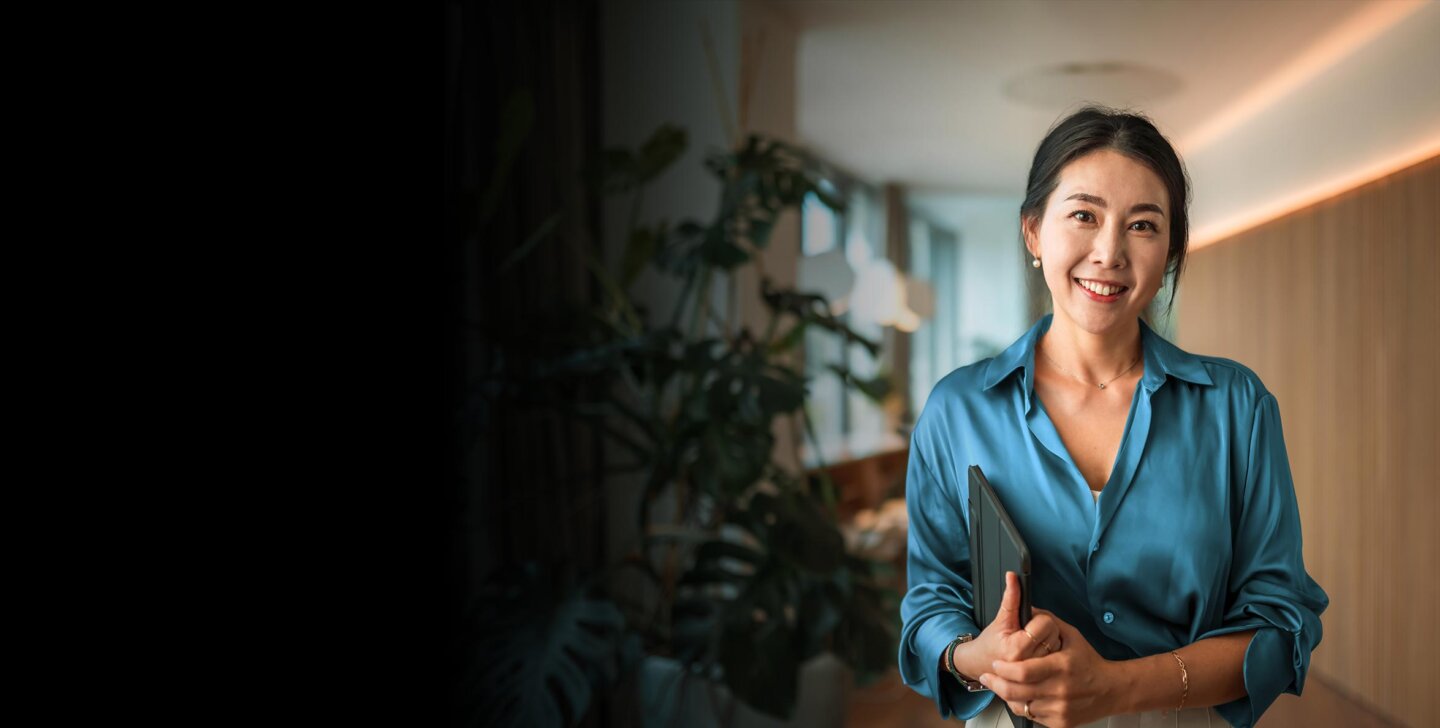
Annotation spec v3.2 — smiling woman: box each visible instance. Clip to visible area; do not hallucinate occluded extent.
[897,106,1329,728]
[1029,148,1173,345]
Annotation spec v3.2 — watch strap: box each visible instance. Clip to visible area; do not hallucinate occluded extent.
[944,633,990,692]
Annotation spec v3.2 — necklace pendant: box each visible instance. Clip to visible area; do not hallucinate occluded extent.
[1098,383,1106,389]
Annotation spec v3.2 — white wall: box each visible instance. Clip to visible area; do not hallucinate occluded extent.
[602,0,744,327]
[601,0,803,559]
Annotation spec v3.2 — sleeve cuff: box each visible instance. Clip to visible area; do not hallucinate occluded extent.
[1211,626,1310,728]
[907,613,995,721]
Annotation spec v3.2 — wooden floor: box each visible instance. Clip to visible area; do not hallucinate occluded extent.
[844,668,1405,727]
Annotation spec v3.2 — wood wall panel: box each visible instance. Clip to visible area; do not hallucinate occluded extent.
[1176,155,1440,727]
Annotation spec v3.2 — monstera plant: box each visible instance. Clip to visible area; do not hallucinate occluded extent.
[467,120,899,727]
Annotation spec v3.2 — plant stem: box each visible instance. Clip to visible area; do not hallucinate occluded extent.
[690,266,712,341]
[669,267,698,330]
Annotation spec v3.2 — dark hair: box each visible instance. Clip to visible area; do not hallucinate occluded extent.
[1020,105,1191,319]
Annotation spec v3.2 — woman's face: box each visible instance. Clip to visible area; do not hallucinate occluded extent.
[1024,148,1171,336]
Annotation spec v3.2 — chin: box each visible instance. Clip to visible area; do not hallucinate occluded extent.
[1058,301,1144,334]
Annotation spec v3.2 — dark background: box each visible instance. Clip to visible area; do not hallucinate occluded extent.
[444,0,614,724]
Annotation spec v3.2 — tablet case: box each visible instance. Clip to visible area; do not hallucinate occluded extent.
[967,464,1033,727]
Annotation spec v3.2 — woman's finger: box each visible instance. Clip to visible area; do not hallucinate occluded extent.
[1019,610,1065,650]
[1049,615,1080,642]
[996,571,1023,630]
[1015,698,1052,725]
[990,654,1061,684]
[1019,616,1055,649]
[1028,608,1072,631]
[978,671,1037,702]
[1003,627,1049,661]
[1006,700,1031,719]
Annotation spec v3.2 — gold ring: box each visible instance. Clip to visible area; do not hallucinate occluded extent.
[1025,702,1034,719]
[1023,628,1053,653]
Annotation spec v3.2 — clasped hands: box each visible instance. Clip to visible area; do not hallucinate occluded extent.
[954,571,1122,728]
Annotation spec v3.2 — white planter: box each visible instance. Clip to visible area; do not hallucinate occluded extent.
[637,653,849,728]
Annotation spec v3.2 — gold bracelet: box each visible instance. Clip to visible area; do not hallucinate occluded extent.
[1169,651,1189,711]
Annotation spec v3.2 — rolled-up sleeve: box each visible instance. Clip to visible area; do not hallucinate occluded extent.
[1200,393,1330,728]
[897,438,996,720]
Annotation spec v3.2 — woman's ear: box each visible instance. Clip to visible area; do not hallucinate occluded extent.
[1021,215,1039,257]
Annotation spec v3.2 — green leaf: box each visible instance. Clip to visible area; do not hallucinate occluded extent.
[585,253,641,330]
[831,561,902,682]
[698,226,749,269]
[632,124,687,185]
[670,597,721,661]
[481,88,536,223]
[592,147,637,194]
[695,539,765,567]
[467,566,625,728]
[812,185,845,213]
[589,124,686,195]
[797,581,844,658]
[496,211,562,276]
[652,220,709,276]
[768,494,844,574]
[755,371,806,415]
[759,280,880,358]
[768,322,807,354]
[827,364,893,403]
[719,617,799,720]
[620,223,663,289]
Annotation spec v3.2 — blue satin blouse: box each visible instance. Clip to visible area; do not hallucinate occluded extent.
[898,313,1329,728]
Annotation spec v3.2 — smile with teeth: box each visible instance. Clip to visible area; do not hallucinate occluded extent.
[1075,278,1128,296]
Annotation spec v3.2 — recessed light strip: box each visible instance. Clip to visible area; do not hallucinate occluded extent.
[1177,0,1427,158]
[1190,136,1440,250]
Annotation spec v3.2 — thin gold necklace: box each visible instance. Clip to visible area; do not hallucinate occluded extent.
[1038,339,1141,390]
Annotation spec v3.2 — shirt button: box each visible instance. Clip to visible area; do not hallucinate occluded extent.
[1103,611,1115,624]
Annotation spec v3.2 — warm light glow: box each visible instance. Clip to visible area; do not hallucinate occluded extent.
[1177,0,1427,157]
[1191,138,1440,249]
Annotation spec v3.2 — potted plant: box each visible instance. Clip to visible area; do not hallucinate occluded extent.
[466,122,899,727]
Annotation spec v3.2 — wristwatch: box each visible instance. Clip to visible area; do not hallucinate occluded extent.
[944,633,990,692]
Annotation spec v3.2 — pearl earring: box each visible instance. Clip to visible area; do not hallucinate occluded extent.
[1032,257,1041,269]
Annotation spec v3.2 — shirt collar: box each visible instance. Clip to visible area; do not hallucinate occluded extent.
[981,313,1214,399]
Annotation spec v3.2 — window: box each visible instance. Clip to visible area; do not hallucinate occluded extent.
[800,191,846,449]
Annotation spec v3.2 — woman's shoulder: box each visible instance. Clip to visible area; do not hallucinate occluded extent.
[909,359,994,453]
[904,361,996,474]
[920,358,998,413]
[1187,353,1276,405]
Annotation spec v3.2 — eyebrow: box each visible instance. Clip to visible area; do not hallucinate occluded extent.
[1064,192,1166,217]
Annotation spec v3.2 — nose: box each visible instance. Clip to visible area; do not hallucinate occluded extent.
[1091,222,1129,269]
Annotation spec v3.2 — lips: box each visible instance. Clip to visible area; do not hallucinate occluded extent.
[1074,278,1128,302]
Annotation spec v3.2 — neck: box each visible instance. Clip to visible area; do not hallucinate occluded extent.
[1039,313,1143,384]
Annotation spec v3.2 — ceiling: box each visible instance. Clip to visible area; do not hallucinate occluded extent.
[773,0,1440,246]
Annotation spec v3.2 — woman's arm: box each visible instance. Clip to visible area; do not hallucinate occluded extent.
[1110,629,1258,714]
[898,441,993,720]
[983,612,1257,724]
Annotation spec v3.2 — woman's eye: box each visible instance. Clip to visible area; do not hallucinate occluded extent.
[1071,210,1095,223]
[1131,220,1158,232]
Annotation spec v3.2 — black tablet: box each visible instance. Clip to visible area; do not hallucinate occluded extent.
[968,464,1034,727]
[967,464,1033,634]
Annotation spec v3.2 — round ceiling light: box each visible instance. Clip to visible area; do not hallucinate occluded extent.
[1003,61,1182,110]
